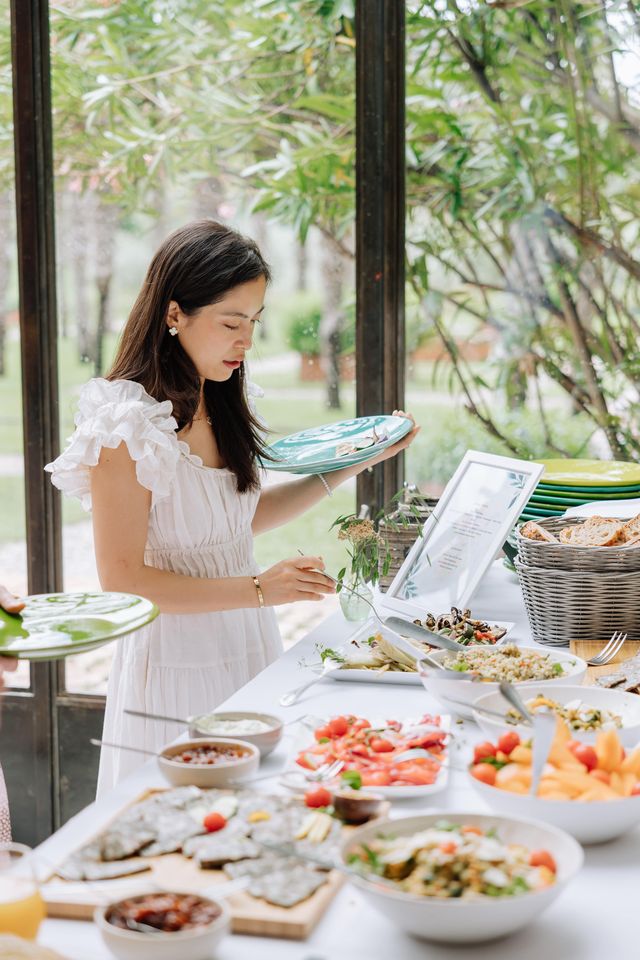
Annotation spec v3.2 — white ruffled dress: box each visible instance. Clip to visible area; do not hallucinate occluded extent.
[46,378,283,796]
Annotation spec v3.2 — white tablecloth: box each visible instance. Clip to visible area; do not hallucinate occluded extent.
[36,562,637,960]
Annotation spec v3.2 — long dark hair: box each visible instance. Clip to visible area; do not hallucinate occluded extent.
[107,220,271,493]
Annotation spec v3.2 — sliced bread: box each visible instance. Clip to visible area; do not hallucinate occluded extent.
[621,513,640,543]
[520,521,559,543]
[558,517,624,547]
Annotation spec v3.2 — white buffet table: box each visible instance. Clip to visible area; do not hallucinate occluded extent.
[36,562,637,960]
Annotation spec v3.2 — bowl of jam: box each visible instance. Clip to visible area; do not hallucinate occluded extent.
[94,891,230,960]
[158,737,260,787]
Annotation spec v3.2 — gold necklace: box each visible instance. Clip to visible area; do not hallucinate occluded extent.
[192,415,212,425]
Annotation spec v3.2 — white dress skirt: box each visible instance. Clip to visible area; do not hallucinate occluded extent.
[46,377,283,796]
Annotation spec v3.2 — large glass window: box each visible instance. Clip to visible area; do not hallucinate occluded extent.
[51,2,356,693]
[405,2,639,495]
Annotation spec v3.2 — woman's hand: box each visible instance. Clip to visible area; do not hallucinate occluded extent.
[259,556,336,606]
[0,586,22,691]
[360,410,421,471]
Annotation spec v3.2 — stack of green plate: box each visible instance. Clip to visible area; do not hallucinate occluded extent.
[520,459,640,522]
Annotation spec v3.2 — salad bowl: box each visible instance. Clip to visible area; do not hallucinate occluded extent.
[419,645,587,719]
[341,812,582,942]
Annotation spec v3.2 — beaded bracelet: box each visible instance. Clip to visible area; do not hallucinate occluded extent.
[316,472,333,498]
[252,575,265,608]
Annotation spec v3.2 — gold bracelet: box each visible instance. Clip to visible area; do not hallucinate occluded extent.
[252,575,265,608]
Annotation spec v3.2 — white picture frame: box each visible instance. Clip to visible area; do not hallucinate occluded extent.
[379,450,544,620]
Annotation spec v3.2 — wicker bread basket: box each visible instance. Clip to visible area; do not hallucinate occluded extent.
[515,559,640,645]
[515,516,640,573]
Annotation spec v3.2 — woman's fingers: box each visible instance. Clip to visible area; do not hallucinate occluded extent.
[0,585,25,614]
[294,555,325,571]
[297,571,336,592]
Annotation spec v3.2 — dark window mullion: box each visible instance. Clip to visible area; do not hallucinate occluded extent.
[10,0,62,841]
[355,0,406,517]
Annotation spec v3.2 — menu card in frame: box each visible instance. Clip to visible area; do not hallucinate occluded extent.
[380,451,543,620]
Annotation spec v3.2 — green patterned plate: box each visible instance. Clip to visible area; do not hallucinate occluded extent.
[262,415,412,474]
[0,591,159,660]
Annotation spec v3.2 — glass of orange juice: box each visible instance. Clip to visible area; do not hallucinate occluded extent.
[0,842,46,939]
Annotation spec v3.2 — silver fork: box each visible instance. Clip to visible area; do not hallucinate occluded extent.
[237,758,344,788]
[587,631,628,666]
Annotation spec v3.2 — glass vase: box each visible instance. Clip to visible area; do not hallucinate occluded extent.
[339,576,374,622]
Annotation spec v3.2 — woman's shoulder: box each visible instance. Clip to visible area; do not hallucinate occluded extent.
[75,377,173,421]
[46,378,181,510]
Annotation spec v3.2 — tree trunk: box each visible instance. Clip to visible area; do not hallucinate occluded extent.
[0,192,13,377]
[55,190,69,340]
[72,191,94,364]
[93,199,118,378]
[296,239,308,292]
[320,233,345,410]
[252,213,269,340]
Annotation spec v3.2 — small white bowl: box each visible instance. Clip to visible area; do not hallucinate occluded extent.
[158,738,260,788]
[187,710,283,758]
[341,812,582,943]
[472,684,640,749]
[94,892,230,960]
[420,646,587,718]
[471,775,640,844]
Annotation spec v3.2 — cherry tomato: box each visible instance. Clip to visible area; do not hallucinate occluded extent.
[470,763,497,786]
[631,783,640,796]
[473,741,497,763]
[497,731,521,755]
[304,786,332,808]
[589,769,610,784]
[203,812,227,833]
[370,738,395,753]
[529,850,557,873]
[328,716,349,738]
[314,725,331,742]
[570,743,598,772]
[351,718,371,731]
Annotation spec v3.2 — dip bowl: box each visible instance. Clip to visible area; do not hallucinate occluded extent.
[158,738,260,788]
[94,891,230,960]
[187,710,283,758]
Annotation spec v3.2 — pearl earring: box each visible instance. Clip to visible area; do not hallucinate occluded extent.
[169,327,178,337]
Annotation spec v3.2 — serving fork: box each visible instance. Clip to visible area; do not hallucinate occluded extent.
[586,631,627,666]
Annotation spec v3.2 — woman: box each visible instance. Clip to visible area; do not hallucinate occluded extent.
[46,220,419,794]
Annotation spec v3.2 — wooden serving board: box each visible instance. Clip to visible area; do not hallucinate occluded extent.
[40,789,347,940]
[570,639,640,686]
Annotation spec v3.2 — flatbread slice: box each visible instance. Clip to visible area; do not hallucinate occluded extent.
[0,936,70,960]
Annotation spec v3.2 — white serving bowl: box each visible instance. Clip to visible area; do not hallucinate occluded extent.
[419,646,587,719]
[187,710,283,758]
[470,775,640,844]
[340,812,582,943]
[94,892,230,960]
[472,684,640,749]
[158,738,260,788]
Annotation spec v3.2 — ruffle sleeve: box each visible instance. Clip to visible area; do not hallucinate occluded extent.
[45,378,180,511]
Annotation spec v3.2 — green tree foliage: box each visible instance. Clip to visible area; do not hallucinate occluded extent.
[2,0,639,460]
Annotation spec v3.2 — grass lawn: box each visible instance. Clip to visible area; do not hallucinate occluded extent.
[0,331,594,550]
